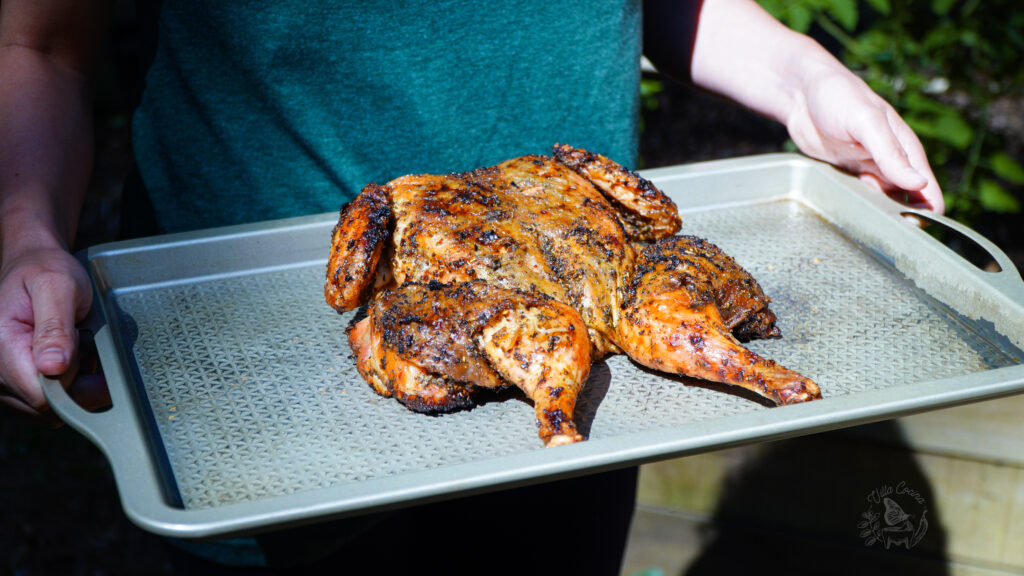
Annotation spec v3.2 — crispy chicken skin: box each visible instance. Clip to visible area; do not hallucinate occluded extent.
[328,144,820,444]
[349,281,591,446]
[336,149,651,356]
[617,236,821,405]
[642,235,782,342]
[324,184,392,311]
[552,143,682,242]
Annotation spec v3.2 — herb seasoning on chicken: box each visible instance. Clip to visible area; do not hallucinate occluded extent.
[326,144,820,446]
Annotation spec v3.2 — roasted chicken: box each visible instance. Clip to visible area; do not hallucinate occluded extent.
[326,144,820,446]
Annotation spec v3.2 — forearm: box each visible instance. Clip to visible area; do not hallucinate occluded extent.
[688,0,846,126]
[0,43,93,260]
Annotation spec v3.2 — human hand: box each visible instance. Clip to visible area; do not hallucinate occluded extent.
[785,67,945,213]
[0,246,106,424]
[684,0,943,213]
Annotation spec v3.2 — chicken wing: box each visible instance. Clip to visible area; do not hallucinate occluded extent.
[324,183,392,311]
[553,143,681,242]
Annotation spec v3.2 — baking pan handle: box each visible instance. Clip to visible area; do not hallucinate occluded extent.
[40,322,179,533]
[901,207,1024,296]
[39,299,155,481]
[39,299,176,517]
[39,250,138,447]
[39,302,124,442]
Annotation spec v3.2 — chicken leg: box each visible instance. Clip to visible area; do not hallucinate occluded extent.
[616,236,820,405]
[348,281,592,446]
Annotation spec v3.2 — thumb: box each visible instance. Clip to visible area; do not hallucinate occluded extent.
[29,272,84,376]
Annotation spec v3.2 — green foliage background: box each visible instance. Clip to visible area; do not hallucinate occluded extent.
[757,0,1024,224]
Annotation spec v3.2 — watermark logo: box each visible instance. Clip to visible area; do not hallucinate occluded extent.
[858,481,929,550]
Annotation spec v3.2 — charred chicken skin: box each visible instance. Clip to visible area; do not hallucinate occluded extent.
[350,281,591,446]
[327,144,821,446]
[618,236,818,406]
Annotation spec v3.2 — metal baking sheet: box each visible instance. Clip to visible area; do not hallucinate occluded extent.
[43,154,1024,538]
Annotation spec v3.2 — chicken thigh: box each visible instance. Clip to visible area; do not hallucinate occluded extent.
[349,281,591,446]
[618,235,819,405]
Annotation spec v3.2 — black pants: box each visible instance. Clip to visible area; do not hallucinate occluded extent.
[165,467,638,575]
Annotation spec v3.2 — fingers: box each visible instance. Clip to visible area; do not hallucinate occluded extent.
[844,102,945,214]
[0,280,50,413]
[789,85,943,213]
[0,248,93,423]
[29,270,83,376]
[0,323,58,421]
[849,105,926,190]
[0,314,109,423]
[886,108,945,213]
[912,178,945,214]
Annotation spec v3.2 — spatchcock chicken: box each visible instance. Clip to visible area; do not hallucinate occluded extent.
[326,144,821,447]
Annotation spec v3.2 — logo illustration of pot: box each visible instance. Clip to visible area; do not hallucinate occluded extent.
[859,483,929,549]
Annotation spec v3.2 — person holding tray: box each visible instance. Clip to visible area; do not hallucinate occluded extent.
[0,0,944,573]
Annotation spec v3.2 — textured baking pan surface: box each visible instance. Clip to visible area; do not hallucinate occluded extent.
[44,154,1024,537]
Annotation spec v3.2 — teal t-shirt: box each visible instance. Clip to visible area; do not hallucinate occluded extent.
[132,0,643,233]
[131,1,643,567]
